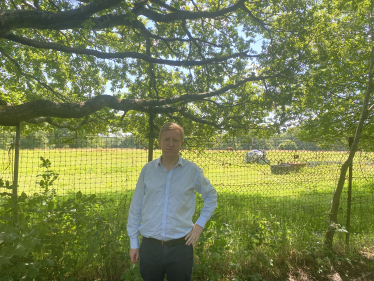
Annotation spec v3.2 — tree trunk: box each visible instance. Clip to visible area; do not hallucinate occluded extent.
[325,47,374,249]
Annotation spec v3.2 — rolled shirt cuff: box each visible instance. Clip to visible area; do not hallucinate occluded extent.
[130,238,140,249]
[195,217,208,229]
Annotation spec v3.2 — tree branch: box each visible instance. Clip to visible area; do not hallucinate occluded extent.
[140,0,246,23]
[179,108,222,129]
[156,73,281,105]
[22,1,37,10]
[177,106,262,130]
[1,0,246,33]
[4,33,257,66]
[33,0,40,10]
[0,0,123,32]
[182,19,206,60]
[149,0,181,13]
[240,2,273,42]
[0,73,282,126]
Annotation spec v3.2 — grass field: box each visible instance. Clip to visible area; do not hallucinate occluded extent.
[1,148,373,230]
[2,148,368,193]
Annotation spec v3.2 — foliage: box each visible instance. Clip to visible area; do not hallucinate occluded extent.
[286,0,374,150]
[0,158,130,281]
[1,0,373,152]
[0,0,296,141]
[18,129,143,149]
[191,210,374,281]
[277,140,298,151]
[1,128,327,150]
[192,213,289,280]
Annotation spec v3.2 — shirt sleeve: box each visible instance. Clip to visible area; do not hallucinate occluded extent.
[127,168,145,249]
[194,167,217,228]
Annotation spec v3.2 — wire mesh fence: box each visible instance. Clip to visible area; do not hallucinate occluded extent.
[1,131,374,238]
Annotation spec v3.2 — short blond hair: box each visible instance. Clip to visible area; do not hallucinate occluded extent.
[159,122,184,140]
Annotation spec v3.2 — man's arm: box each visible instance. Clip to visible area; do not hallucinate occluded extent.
[185,168,217,245]
[195,168,218,228]
[127,169,145,262]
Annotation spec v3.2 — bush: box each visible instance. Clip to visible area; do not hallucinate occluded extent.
[277,141,298,150]
[0,157,130,281]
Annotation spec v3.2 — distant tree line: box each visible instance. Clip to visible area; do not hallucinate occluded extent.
[0,128,347,151]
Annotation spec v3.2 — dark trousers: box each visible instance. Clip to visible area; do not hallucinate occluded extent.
[139,237,193,281]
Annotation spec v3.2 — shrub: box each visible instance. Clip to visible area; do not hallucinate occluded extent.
[277,141,298,150]
[0,157,130,281]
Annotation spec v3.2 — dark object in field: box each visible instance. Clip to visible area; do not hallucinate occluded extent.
[270,162,306,174]
[282,162,306,171]
[270,164,291,174]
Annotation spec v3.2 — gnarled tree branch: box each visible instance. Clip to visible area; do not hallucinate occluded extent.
[0,73,282,126]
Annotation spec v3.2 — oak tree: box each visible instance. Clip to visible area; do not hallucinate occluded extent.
[0,0,293,142]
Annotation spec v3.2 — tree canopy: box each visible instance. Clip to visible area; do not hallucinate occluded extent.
[290,0,374,150]
[0,0,295,141]
[1,0,373,149]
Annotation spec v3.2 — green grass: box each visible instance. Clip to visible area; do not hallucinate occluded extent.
[1,148,373,227]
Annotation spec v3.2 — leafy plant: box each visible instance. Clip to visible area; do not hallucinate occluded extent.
[0,157,130,281]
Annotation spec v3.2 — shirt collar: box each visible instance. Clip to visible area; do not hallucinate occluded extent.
[155,155,184,167]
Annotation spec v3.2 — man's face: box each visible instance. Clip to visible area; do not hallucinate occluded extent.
[158,129,184,158]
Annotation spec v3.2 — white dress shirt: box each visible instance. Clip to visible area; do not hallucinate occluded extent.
[127,155,217,249]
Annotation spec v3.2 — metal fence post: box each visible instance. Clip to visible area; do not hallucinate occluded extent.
[346,136,354,250]
[12,123,21,222]
[148,113,155,162]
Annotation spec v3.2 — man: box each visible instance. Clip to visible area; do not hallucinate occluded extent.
[127,122,217,281]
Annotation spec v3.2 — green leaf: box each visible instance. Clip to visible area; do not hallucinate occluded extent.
[27,266,39,278]
[82,18,95,30]
[42,258,54,266]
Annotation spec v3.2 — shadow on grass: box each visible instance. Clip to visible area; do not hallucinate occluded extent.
[50,184,374,238]
[194,186,374,237]
[286,250,374,281]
